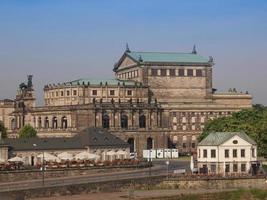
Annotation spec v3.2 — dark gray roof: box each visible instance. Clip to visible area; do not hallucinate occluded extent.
[0,128,129,151]
[198,132,257,146]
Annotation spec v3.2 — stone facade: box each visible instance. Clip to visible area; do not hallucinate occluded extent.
[2,46,252,157]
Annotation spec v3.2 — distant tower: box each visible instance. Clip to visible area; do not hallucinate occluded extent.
[125,43,130,53]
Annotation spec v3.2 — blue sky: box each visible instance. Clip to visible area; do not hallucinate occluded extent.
[0,0,267,105]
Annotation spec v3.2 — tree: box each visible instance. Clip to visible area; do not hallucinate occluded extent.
[19,124,37,138]
[199,105,267,156]
[0,121,7,139]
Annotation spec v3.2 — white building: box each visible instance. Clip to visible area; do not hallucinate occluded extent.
[197,132,259,175]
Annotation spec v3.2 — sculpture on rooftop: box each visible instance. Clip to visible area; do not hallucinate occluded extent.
[19,75,33,91]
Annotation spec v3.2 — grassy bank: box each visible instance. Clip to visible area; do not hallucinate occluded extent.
[142,189,267,200]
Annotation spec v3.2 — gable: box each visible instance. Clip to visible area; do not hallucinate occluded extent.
[221,135,253,147]
[116,55,138,71]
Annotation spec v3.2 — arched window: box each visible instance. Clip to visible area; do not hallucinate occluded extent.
[121,114,128,129]
[147,137,153,150]
[139,115,146,128]
[127,138,135,153]
[61,116,68,129]
[44,117,49,129]
[52,116,58,129]
[102,114,110,129]
[38,117,42,128]
[11,118,16,130]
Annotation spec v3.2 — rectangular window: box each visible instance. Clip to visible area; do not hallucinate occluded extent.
[225,164,230,173]
[192,143,195,148]
[92,90,97,95]
[127,90,132,96]
[196,69,202,77]
[211,149,216,158]
[183,143,186,148]
[203,149,207,158]
[169,69,176,76]
[225,149,229,158]
[151,69,157,76]
[241,149,245,158]
[252,148,256,157]
[241,164,246,172]
[178,69,184,76]
[161,69,166,76]
[211,164,216,172]
[66,91,70,96]
[61,91,64,96]
[233,164,238,172]
[187,69,193,76]
[56,92,58,97]
[73,90,77,96]
[110,90,115,96]
[233,149,237,158]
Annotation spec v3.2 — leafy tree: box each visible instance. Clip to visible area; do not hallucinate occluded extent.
[0,121,7,139]
[199,105,267,156]
[19,124,37,138]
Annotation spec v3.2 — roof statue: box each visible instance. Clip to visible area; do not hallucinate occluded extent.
[125,43,130,53]
[192,45,197,54]
[138,55,143,62]
[209,56,214,63]
[19,75,33,91]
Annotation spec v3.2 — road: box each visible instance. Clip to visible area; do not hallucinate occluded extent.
[0,160,189,193]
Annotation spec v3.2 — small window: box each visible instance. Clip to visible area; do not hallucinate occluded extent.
[233,164,238,172]
[225,164,230,173]
[233,140,238,144]
[196,69,202,77]
[92,90,97,95]
[61,91,64,96]
[110,90,115,96]
[66,91,70,96]
[56,92,58,96]
[203,149,207,158]
[73,90,77,96]
[169,69,176,76]
[211,149,216,158]
[127,90,132,96]
[187,69,193,77]
[241,164,246,172]
[233,149,237,158]
[161,69,166,76]
[241,149,245,157]
[151,69,157,76]
[225,149,229,158]
[252,148,256,157]
[178,69,184,76]
[183,143,186,148]
[191,143,195,148]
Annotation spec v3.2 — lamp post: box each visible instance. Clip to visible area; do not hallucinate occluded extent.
[33,144,45,186]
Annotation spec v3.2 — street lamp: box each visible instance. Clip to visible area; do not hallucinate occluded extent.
[166,160,170,180]
[33,143,45,186]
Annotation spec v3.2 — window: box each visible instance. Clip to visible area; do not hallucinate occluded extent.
[73,90,77,95]
[169,69,176,76]
[92,90,97,95]
[191,143,195,148]
[66,90,70,96]
[183,143,186,148]
[151,69,157,76]
[139,115,146,128]
[225,164,230,173]
[121,115,128,129]
[203,149,207,158]
[233,164,238,172]
[56,92,58,96]
[225,149,229,158]
[102,114,110,129]
[110,90,115,96]
[178,69,184,76]
[241,149,245,157]
[161,69,166,76]
[211,149,216,158]
[241,164,246,172]
[211,164,216,172]
[196,69,202,77]
[252,148,256,157]
[127,90,132,96]
[61,91,64,96]
[187,69,193,76]
[233,149,237,158]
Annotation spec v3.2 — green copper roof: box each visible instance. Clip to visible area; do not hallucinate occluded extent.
[198,132,256,146]
[126,51,210,64]
[69,78,137,86]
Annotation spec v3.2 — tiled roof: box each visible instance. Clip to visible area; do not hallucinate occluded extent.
[198,132,256,146]
[126,51,210,64]
[0,128,129,151]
